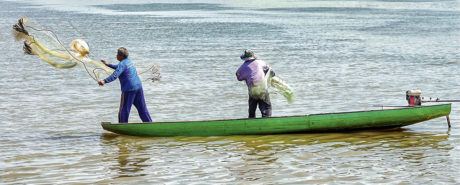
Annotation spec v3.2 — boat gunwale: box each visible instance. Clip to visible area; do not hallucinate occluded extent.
[101,103,451,126]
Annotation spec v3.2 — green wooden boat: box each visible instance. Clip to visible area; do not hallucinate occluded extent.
[101,103,451,137]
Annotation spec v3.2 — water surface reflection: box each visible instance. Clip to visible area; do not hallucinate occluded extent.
[99,129,453,184]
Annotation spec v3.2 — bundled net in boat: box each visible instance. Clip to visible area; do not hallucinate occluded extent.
[12,17,160,82]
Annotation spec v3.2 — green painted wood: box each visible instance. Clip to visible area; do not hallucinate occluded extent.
[101,104,451,137]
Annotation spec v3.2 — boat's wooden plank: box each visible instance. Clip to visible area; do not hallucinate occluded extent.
[101,104,451,136]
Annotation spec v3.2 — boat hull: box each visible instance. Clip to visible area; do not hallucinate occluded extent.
[101,104,451,137]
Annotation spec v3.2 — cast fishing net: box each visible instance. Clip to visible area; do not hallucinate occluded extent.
[249,68,295,103]
[12,17,161,82]
[270,75,294,103]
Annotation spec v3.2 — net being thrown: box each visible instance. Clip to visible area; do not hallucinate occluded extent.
[12,17,161,82]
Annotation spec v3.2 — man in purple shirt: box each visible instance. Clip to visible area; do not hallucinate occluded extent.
[236,50,273,118]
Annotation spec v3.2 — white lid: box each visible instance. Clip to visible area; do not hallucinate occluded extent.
[407,89,421,96]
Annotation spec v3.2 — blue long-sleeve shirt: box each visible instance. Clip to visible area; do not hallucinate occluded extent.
[103,58,142,92]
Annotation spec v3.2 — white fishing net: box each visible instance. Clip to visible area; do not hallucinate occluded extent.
[12,17,161,82]
[249,68,295,103]
[270,75,294,103]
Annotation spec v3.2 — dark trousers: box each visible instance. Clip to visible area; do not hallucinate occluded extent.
[119,88,152,123]
[248,93,272,118]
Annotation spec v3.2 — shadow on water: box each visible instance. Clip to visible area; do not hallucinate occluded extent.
[98,129,452,182]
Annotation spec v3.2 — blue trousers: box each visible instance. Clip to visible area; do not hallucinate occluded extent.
[119,88,152,123]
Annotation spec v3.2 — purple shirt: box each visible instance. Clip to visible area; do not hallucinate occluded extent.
[236,59,270,87]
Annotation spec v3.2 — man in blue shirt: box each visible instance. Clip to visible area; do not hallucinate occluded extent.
[98,47,152,123]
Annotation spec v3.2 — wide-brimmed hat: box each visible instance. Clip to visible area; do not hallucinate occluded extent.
[240,50,257,61]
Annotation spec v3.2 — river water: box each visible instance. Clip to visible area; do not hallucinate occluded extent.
[1,0,459,184]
